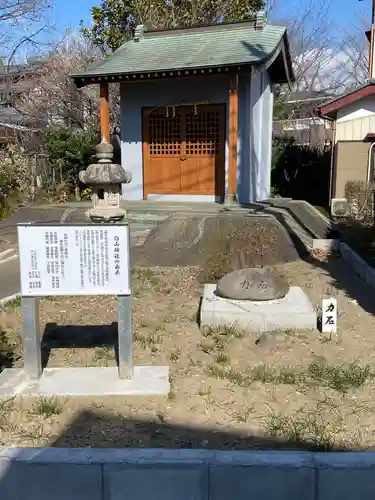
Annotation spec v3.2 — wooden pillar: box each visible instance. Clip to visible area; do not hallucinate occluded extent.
[100,81,110,142]
[227,71,239,203]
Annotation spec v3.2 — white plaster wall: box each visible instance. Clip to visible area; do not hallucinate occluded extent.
[259,71,273,201]
[237,68,272,203]
[249,69,263,202]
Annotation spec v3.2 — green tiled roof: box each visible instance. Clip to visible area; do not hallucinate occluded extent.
[72,21,290,82]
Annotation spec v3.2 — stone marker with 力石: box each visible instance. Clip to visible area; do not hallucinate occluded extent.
[201,266,317,332]
[216,267,290,301]
[321,297,337,334]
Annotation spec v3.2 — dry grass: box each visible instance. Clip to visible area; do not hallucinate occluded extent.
[201,220,278,282]
[1,258,375,450]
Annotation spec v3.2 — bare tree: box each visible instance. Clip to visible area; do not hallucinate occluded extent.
[0,0,51,57]
[0,0,46,22]
[16,34,102,130]
[337,15,369,89]
[14,31,123,138]
[271,0,347,94]
[0,0,56,155]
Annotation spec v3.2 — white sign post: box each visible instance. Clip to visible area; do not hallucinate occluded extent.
[17,223,133,380]
[321,297,337,334]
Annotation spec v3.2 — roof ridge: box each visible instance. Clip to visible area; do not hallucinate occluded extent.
[144,18,258,38]
[114,22,286,51]
[141,22,285,40]
[141,20,286,40]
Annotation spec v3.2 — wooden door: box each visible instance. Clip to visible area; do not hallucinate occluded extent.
[143,108,182,197]
[182,105,225,197]
[142,104,225,198]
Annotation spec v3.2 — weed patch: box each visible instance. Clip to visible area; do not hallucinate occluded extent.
[31,397,63,418]
[307,361,373,395]
[265,409,342,451]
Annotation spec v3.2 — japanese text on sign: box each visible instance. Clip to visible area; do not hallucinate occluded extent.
[18,224,130,297]
[322,297,337,334]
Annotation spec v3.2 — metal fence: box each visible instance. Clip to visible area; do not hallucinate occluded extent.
[22,153,65,201]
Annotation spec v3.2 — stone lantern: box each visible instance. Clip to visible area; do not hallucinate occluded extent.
[79,137,132,223]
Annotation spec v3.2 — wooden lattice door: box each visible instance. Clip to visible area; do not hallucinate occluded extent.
[181,105,225,196]
[142,104,225,198]
[143,107,182,196]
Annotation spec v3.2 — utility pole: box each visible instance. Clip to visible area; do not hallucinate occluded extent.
[265,0,273,20]
[369,0,375,78]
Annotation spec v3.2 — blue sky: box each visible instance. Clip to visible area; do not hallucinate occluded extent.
[273,0,372,31]
[52,0,96,32]
[51,0,373,33]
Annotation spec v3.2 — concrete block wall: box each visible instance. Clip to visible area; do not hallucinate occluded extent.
[1,449,375,499]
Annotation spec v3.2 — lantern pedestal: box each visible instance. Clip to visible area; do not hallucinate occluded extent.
[79,137,132,223]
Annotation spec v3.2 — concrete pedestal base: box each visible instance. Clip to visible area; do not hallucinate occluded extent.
[200,284,317,332]
[86,208,127,224]
[224,193,238,205]
[0,366,170,397]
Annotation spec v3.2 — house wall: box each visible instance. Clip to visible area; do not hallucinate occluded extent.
[336,98,375,142]
[333,141,371,198]
[336,115,375,142]
[120,71,273,202]
[332,99,375,200]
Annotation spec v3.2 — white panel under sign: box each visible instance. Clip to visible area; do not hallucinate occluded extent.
[18,224,131,296]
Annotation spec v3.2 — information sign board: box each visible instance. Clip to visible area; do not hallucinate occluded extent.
[18,223,131,296]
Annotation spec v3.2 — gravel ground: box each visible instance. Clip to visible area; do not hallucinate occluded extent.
[0,255,375,450]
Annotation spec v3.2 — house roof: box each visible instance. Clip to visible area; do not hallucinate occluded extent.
[287,90,331,103]
[316,82,375,120]
[0,107,32,125]
[71,18,294,88]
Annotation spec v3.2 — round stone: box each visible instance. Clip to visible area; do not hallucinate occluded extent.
[255,331,286,347]
[79,164,132,185]
[95,137,114,162]
[86,207,126,223]
[95,137,114,154]
[216,267,290,301]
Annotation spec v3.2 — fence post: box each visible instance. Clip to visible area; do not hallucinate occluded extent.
[30,155,36,203]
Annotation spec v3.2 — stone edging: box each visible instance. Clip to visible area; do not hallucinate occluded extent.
[310,239,375,290]
[1,447,375,467]
[1,448,375,500]
[339,242,375,289]
[0,448,313,465]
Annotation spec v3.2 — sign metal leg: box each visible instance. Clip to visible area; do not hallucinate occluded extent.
[117,295,133,379]
[21,296,42,380]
